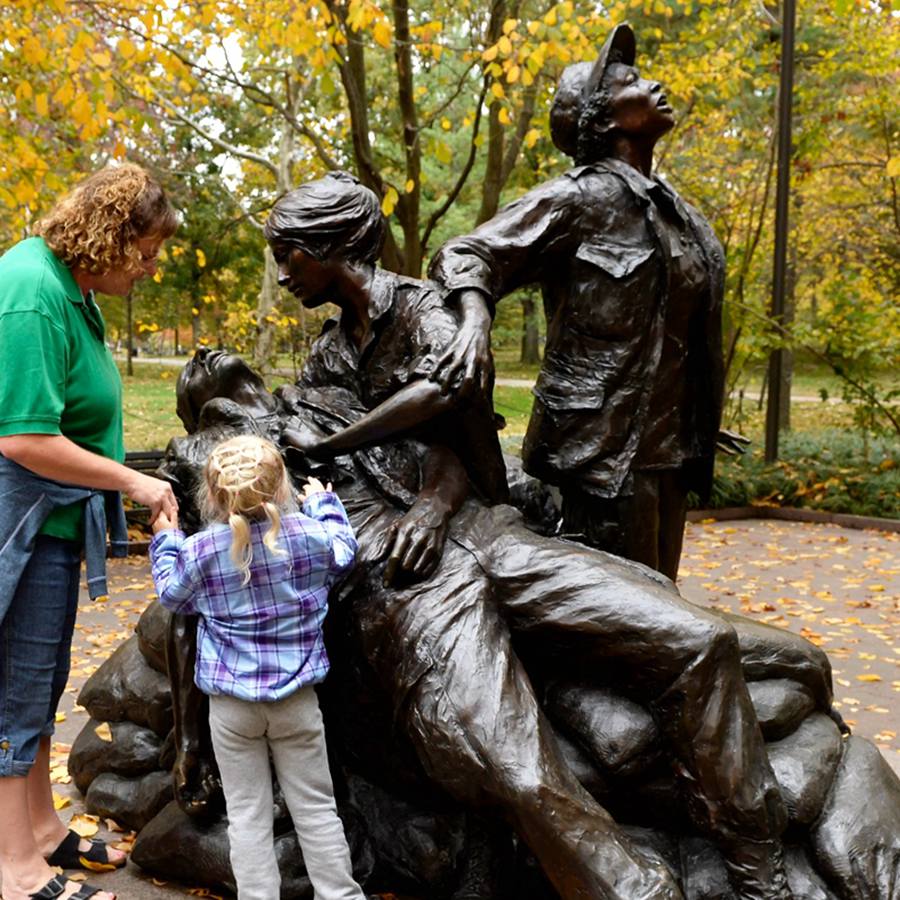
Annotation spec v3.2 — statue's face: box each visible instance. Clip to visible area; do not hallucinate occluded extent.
[602,62,674,139]
[176,348,264,431]
[270,241,347,309]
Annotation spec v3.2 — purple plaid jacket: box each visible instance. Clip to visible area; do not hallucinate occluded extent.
[149,492,357,701]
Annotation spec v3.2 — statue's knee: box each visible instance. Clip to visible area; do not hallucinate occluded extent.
[686,615,740,667]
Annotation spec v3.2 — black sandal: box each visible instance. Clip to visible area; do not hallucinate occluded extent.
[46,829,125,871]
[29,874,111,899]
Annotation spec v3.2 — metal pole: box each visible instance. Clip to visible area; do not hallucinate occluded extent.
[765,0,796,463]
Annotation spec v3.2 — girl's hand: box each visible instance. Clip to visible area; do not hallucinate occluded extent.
[152,508,179,533]
[301,476,333,501]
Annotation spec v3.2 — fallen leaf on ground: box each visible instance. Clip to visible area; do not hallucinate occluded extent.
[69,814,100,838]
[79,857,117,873]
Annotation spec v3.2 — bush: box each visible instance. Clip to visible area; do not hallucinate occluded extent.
[706,431,899,519]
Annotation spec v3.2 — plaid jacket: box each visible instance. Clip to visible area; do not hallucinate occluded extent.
[149,492,356,701]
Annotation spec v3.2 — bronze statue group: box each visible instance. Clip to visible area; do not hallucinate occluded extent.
[2,22,898,900]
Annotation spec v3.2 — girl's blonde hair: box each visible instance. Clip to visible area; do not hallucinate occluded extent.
[34,162,177,274]
[202,436,293,584]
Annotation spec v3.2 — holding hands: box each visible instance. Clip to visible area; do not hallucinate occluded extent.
[151,507,179,534]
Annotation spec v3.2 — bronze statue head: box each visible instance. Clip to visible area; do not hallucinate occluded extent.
[265,171,385,309]
[265,171,385,267]
[550,24,674,165]
[176,348,268,433]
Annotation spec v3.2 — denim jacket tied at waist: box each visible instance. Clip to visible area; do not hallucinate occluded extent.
[0,455,127,620]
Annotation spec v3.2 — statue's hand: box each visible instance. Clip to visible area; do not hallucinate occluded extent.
[429,290,493,398]
[384,497,451,586]
[716,428,751,456]
[282,424,333,460]
[173,748,220,817]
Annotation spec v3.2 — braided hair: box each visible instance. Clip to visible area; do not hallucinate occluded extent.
[201,436,294,584]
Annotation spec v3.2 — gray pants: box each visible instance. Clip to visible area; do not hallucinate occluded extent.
[208,688,365,900]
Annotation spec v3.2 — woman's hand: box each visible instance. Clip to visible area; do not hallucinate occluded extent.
[125,471,179,527]
[0,433,179,527]
[383,496,451,586]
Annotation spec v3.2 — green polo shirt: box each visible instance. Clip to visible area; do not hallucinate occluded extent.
[0,237,124,542]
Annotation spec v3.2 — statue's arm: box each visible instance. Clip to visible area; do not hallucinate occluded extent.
[165,612,219,815]
[283,377,459,458]
[427,177,579,392]
[428,177,577,303]
[383,442,469,585]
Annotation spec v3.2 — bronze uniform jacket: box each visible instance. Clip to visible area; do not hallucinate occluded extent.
[429,157,725,502]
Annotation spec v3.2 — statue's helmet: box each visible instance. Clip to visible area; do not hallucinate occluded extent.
[549,23,636,158]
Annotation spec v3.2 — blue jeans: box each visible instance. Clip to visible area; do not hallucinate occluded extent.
[0,535,81,776]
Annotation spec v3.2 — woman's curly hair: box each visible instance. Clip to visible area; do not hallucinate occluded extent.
[34,163,177,274]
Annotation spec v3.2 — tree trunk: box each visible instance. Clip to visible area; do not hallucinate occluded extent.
[190,273,202,349]
[391,0,423,276]
[330,3,405,274]
[253,246,280,372]
[125,291,133,376]
[253,104,296,372]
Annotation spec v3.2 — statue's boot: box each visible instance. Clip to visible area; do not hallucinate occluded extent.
[723,838,793,900]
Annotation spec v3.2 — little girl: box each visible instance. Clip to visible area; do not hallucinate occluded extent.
[149,434,366,900]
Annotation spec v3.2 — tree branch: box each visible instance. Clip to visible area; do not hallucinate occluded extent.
[421,78,490,254]
[147,87,279,178]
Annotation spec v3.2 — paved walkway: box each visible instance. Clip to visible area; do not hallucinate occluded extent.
[45,519,898,898]
[678,518,899,774]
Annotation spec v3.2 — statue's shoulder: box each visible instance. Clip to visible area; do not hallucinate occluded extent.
[562,163,633,204]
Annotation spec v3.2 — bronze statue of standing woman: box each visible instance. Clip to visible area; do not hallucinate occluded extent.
[430,24,725,580]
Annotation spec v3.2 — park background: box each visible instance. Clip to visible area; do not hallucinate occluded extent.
[2,3,898,892]
[1,0,898,517]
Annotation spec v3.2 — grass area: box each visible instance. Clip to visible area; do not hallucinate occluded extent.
[732,358,899,400]
[492,346,543,382]
[120,363,183,450]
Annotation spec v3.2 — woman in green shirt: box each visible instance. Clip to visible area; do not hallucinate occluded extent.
[0,164,178,900]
